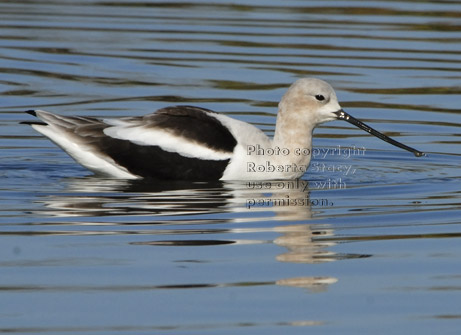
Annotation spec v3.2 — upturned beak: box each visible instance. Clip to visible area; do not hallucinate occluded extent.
[334,109,425,157]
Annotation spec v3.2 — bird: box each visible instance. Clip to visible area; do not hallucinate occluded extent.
[22,78,424,181]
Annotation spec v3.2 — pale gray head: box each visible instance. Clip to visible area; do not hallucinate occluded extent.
[278,77,425,157]
[278,78,342,125]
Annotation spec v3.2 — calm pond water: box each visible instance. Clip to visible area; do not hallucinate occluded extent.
[1,1,460,334]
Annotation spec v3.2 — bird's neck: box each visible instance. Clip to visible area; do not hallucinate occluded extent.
[273,109,314,152]
[272,108,315,166]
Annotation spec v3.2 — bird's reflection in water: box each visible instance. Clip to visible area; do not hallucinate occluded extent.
[37,177,319,220]
[34,176,370,292]
[38,177,230,217]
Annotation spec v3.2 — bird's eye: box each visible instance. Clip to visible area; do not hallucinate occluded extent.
[315,95,325,101]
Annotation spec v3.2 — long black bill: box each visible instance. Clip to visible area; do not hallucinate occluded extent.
[334,109,425,157]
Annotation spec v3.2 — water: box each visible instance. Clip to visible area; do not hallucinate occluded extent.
[1,1,460,334]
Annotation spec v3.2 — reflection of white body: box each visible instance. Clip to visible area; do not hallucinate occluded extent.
[25,77,420,180]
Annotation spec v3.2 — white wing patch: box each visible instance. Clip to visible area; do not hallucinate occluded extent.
[103,126,233,161]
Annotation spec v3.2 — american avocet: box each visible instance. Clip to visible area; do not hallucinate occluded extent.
[22,78,424,180]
